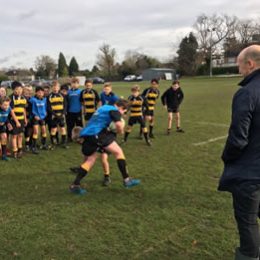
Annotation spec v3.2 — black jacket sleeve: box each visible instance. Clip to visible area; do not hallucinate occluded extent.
[161,89,167,106]
[178,88,184,104]
[222,87,255,163]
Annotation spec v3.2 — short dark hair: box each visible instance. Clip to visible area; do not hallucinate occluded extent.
[11,81,23,90]
[172,80,180,85]
[115,99,129,110]
[60,84,69,91]
[85,79,93,85]
[151,78,159,84]
[35,86,44,92]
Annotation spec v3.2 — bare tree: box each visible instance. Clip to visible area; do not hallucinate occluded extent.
[96,43,117,80]
[194,13,237,55]
[35,55,56,79]
[236,19,260,46]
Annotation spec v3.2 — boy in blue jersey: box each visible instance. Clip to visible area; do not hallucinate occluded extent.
[0,97,20,160]
[100,82,119,105]
[67,78,83,142]
[69,99,140,194]
[30,87,48,154]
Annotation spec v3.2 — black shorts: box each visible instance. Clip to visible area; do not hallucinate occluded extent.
[11,120,25,135]
[0,124,7,134]
[51,116,65,128]
[128,116,146,128]
[84,113,94,121]
[81,130,116,156]
[32,118,46,126]
[144,110,154,117]
[168,107,179,113]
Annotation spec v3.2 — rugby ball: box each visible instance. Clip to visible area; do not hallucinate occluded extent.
[109,118,125,133]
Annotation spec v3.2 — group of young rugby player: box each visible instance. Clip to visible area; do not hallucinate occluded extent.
[0,77,184,194]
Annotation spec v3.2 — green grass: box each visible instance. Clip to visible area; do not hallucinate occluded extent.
[0,77,242,259]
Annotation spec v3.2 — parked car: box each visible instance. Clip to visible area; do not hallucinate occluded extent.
[0,80,13,88]
[136,75,143,81]
[124,75,137,81]
[30,79,49,88]
[90,77,105,84]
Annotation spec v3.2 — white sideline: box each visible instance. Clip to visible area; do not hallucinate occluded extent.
[193,135,228,146]
[196,121,229,128]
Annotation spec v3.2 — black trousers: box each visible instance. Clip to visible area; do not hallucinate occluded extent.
[67,112,83,139]
[231,181,260,258]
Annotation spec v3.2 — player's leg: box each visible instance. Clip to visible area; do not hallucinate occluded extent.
[17,132,23,158]
[140,118,151,145]
[124,122,133,142]
[1,132,8,161]
[40,123,48,149]
[75,112,83,127]
[167,112,173,135]
[149,115,155,138]
[175,112,184,133]
[66,112,74,142]
[12,134,18,158]
[101,152,111,186]
[31,123,39,154]
[104,141,140,188]
[70,152,98,194]
[60,125,68,148]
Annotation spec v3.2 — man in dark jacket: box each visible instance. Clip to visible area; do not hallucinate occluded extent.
[219,45,260,260]
[161,80,184,135]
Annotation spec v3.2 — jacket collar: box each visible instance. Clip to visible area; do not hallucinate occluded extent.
[239,68,260,87]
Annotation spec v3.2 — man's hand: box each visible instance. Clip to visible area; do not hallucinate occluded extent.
[35,116,40,121]
[16,121,21,128]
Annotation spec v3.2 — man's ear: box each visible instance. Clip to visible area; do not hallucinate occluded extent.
[248,59,256,71]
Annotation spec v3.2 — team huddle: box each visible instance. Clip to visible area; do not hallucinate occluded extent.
[0,77,184,194]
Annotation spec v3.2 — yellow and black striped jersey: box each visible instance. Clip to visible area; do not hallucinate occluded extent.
[9,94,27,121]
[142,87,160,111]
[128,95,146,117]
[80,89,100,114]
[47,92,66,117]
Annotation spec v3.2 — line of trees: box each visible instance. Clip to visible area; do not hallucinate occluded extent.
[4,13,260,80]
[177,14,260,76]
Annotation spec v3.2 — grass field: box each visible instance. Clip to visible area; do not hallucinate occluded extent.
[0,77,242,259]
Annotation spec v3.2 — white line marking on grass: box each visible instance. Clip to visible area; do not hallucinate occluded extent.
[193,135,228,146]
[184,120,229,128]
[196,121,229,128]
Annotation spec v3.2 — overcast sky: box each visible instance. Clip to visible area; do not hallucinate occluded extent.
[0,0,259,70]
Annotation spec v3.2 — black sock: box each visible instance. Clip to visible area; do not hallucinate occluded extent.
[18,148,22,153]
[56,133,59,143]
[1,145,6,156]
[61,134,66,144]
[32,138,37,148]
[117,159,129,179]
[124,132,129,141]
[149,125,153,134]
[144,132,149,142]
[25,141,30,147]
[73,167,88,185]
[41,137,46,145]
[50,135,56,145]
[139,127,143,136]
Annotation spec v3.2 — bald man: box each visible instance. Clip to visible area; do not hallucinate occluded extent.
[219,45,260,260]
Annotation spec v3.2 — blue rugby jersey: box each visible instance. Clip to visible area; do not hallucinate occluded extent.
[80,105,118,136]
[100,92,119,106]
[30,96,47,120]
[67,88,82,113]
[0,107,11,123]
